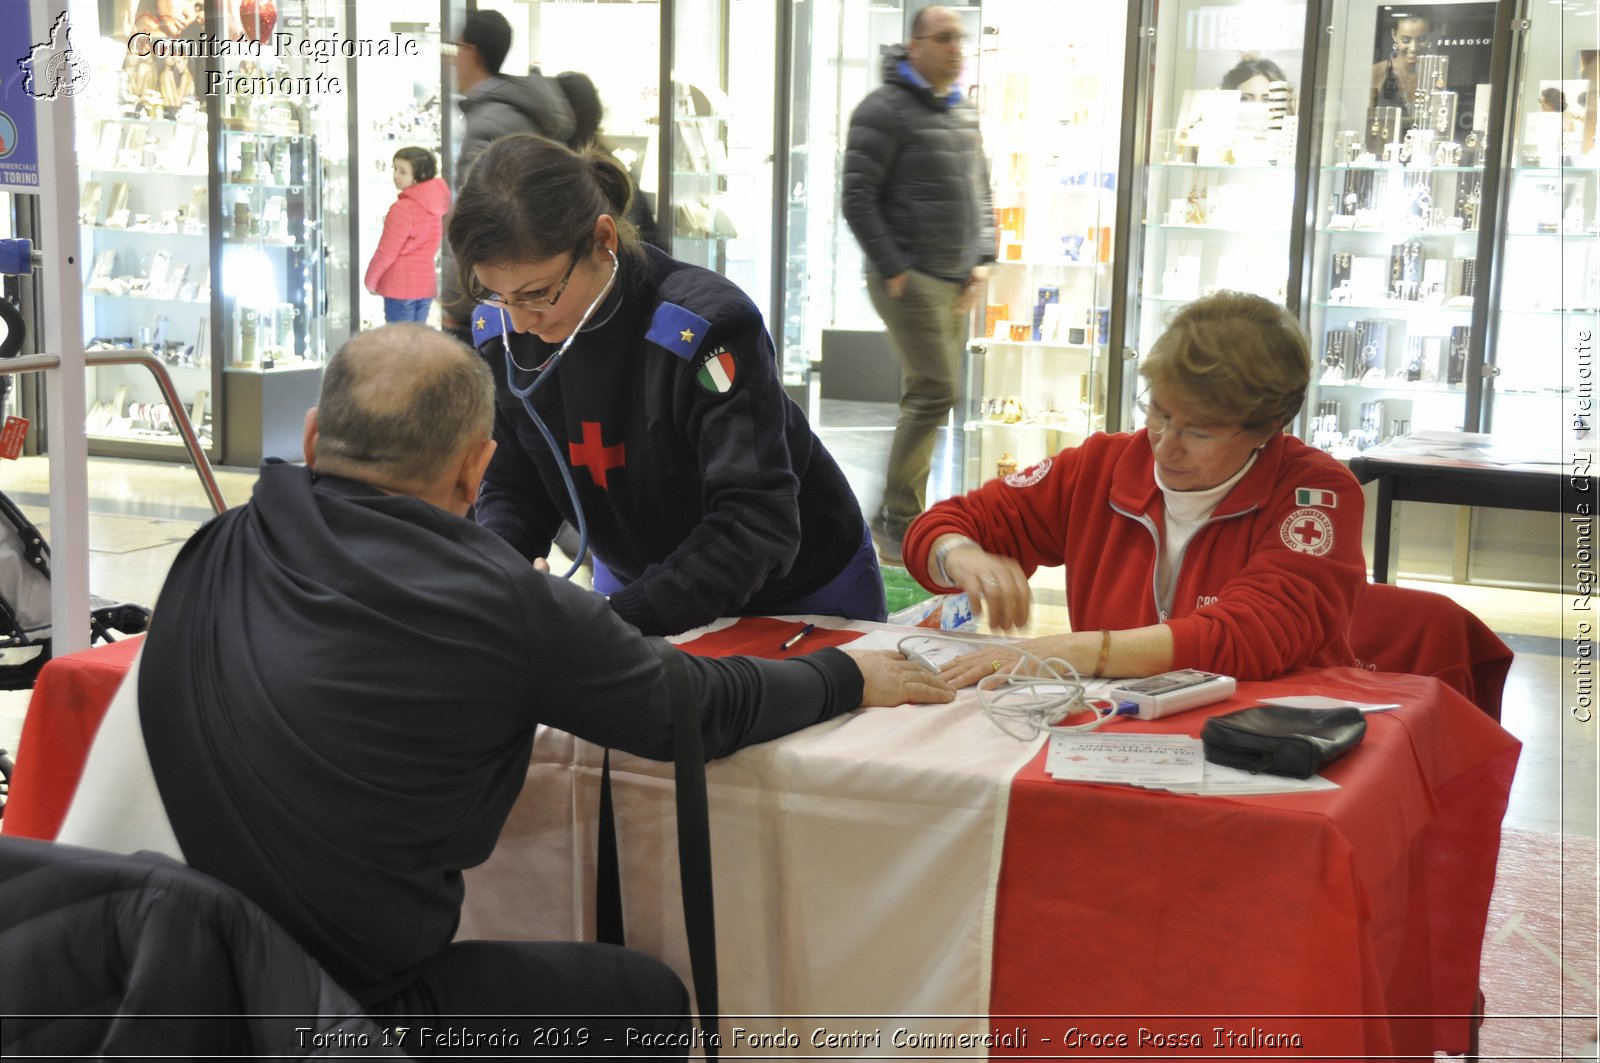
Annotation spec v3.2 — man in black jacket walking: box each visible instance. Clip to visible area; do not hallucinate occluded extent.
[842,5,994,565]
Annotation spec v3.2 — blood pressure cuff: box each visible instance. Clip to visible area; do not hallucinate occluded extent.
[1200,705,1366,779]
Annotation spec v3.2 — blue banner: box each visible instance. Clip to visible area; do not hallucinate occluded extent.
[0,2,73,192]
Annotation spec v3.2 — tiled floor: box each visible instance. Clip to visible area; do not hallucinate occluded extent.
[0,400,1594,1058]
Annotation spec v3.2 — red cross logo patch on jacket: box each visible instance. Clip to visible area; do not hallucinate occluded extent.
[1280,507,1334,555]
[568,421,625,488]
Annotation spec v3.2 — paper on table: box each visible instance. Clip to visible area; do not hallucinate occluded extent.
[1257,694,1399,713]
[1046,733,1204,785]
[1155,759,1341,796]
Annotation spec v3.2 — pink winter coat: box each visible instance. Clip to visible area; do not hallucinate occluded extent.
[364,177,451,299]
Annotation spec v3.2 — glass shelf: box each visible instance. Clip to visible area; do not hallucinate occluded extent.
[85,227,207,237]
[1323,163,1485,175]
[1317,225,1479,237]
[1312,298,1474,312]
[85,293,210,306]
[1315,378,1465,394]
[1150,162,1297,173]
[974,338,1104,353]
[83,167,209,178]
[1151,222,1301,233]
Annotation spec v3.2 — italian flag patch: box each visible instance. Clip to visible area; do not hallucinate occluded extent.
[1296,487,1337,508]
[696,347,737,394]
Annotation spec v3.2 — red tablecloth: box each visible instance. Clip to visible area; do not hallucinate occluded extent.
[2,635,143,841]
[989,667,1520,1059]
[0,624,1520,1061]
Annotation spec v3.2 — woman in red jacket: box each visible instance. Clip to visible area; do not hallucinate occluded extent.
[364,147,451,323]
[904,291,1367,685]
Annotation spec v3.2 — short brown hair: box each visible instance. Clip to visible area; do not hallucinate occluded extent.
[447,134,643,300]
[1138,291,1309,430]
[316,325,493,483]
[392,146,436,183]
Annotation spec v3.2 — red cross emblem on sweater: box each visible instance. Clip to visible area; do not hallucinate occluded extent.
[1279,507,1334,556]
[568,421,625,489]
[1292,519,1322,546]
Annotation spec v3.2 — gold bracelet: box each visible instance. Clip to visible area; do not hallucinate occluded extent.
[1093,629,1112,677]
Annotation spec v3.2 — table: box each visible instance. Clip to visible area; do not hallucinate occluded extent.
[3,619,1520,1060]
[1346,430,1582,582]
[1,635,143,841]
[459,617,1520,1059]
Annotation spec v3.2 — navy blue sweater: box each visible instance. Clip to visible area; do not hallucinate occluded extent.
[474,246,864,635]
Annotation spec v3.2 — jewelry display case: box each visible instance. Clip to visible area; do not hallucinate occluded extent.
[74,0,218,459]
[1125,0,1310,422]
[1301,0,1504,455]
[963,0,1125,487]
[72,0,353,465]
[1483,7,1598,441]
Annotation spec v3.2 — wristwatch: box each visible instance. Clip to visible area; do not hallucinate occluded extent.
[933,535,978,588]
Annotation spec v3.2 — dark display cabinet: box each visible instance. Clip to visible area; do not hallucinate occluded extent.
[1300,0,1507,456]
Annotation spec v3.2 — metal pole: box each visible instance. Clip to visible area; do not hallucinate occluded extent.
[34,0,91,656]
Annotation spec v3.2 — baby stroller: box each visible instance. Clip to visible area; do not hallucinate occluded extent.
[0,487,151,692]
[0,285,151,692]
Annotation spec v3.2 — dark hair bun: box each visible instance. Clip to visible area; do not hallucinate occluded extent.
[587,148,635,217]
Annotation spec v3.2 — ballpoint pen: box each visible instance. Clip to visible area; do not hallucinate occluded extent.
[780,623,815,651]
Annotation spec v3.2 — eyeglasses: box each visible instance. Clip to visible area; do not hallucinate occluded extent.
[471,249,582,312]
[1137,396,1247,450]
[915,31,967,45]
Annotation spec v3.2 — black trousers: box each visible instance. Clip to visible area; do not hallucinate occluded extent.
[369,940,691,1060]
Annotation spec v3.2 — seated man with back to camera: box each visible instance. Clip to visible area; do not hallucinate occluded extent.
[902,291,1367,687]
[57,324,952,1049]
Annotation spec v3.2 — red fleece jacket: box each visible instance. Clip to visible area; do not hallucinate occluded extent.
[364,177,450,299]
[903,430,1366,679]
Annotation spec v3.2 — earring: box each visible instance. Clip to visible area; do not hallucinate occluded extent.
[1391,41,1398,59]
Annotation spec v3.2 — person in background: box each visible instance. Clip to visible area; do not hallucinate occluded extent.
[57,323,951,1045]
[451,134,886,637]
[364,147,450,324]
[842,5,994,566]
[554,70,661,249]
[438,9,574,343]
[902,291,1367,687]
[1541,87,1580,134]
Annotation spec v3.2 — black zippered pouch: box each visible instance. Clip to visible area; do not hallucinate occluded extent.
[1200,705,1367,779]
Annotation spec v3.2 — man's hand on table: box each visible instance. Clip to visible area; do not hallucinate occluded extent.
[842,650,956,708]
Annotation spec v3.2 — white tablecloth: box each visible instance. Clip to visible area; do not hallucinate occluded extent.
[458,619,1041,1044]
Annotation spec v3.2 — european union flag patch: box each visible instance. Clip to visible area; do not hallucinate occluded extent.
[470,303,506,349]
[646,302,711,361]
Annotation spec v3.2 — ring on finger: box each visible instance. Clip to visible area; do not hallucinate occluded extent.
[990,659,1002,673]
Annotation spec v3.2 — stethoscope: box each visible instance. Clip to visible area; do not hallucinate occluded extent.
[493,246,620,580]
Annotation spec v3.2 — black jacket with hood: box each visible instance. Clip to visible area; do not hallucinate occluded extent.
[842,46,995,283]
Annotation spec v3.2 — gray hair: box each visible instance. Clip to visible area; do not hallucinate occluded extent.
[315,324,494,483]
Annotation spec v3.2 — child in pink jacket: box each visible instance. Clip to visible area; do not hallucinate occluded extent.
[364,147,451,323]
